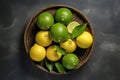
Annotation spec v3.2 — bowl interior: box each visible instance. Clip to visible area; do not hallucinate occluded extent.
[24,5,94,74]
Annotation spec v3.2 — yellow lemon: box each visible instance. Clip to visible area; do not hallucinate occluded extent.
[35,31,52,47]
[60,39,77,52]
[46,46,62,61]
[67,21,80,33]
[76,31,93,48]
[30,44,46,61]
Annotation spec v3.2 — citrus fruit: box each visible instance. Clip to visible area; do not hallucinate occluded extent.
[50,23,69,42]
[30,44,46,61]
[60,39,77,52]
[46,46,62,61]
[76,31,93,48]
[37,12,54,30]
[55,8,73,25]
[67,21,80,33]
[35,31,52,47]
[62,53,79,70]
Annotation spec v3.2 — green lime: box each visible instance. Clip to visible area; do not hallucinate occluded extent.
[37,12,54,30]
[50,23,69,42]
[55,8,73,25]
[62,53,79,70]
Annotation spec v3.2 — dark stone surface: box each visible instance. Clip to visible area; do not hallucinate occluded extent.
[0,0,120,80]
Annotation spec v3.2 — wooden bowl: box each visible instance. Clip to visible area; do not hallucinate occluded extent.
[24,5,94,74]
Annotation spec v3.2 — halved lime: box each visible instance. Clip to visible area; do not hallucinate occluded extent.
[67,21,80,33]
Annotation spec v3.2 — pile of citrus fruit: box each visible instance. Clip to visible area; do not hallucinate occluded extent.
[29,7,93,74]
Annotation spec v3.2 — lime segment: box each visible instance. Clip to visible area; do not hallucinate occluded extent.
[67,21,80,33]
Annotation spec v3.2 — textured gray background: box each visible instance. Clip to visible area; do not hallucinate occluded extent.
[0,0,120,80]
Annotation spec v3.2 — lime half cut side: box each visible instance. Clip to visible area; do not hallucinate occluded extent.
[67,21,80,33]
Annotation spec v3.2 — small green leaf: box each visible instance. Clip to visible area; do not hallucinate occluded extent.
[45,60,54,72]
[55,62,66,74]
[71,23,87,39]
[54,45,66,55]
